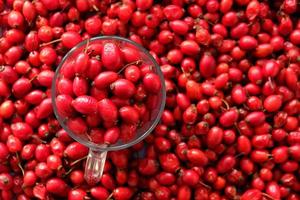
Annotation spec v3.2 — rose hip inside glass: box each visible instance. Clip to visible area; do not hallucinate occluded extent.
[52,36,166,184]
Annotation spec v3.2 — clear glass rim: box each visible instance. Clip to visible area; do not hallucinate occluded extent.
[51,35,166,151]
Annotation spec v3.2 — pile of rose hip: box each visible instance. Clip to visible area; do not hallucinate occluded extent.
[56,40,161,145]
[0,0,299,199]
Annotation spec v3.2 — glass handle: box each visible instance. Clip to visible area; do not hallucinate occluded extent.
[84,149,107,185]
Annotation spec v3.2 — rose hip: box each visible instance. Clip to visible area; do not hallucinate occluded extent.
[11,122,33,140]
[207,126,223,149]
[186,149,208,166]
[124,65,141,83]
[104,127,120,144]
[93,71,119,89]
[101,42,122,71]
[74,52,89,74]
[241,189,262,200]
[97,98,118,123]
[143,73,161,94]
[263,95,282,112]
[111,79,136,99]
[46,178,69,197]
[73,76,88,96]
[36,98,53,119]
[72,95,97,114]
[12,77,32,98]
[67,118,88,135]
[60,31,82,49]
[55,94,74,117]
[219,108,239,127]
[245,111,266,126]
[199,53,216,78]
[231,85,247,104]
[119,106,140,124]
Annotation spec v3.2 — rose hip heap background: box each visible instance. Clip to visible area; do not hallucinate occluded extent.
[0,0,300,199]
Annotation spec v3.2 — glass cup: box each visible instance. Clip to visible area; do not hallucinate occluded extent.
[52,36,166,184]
